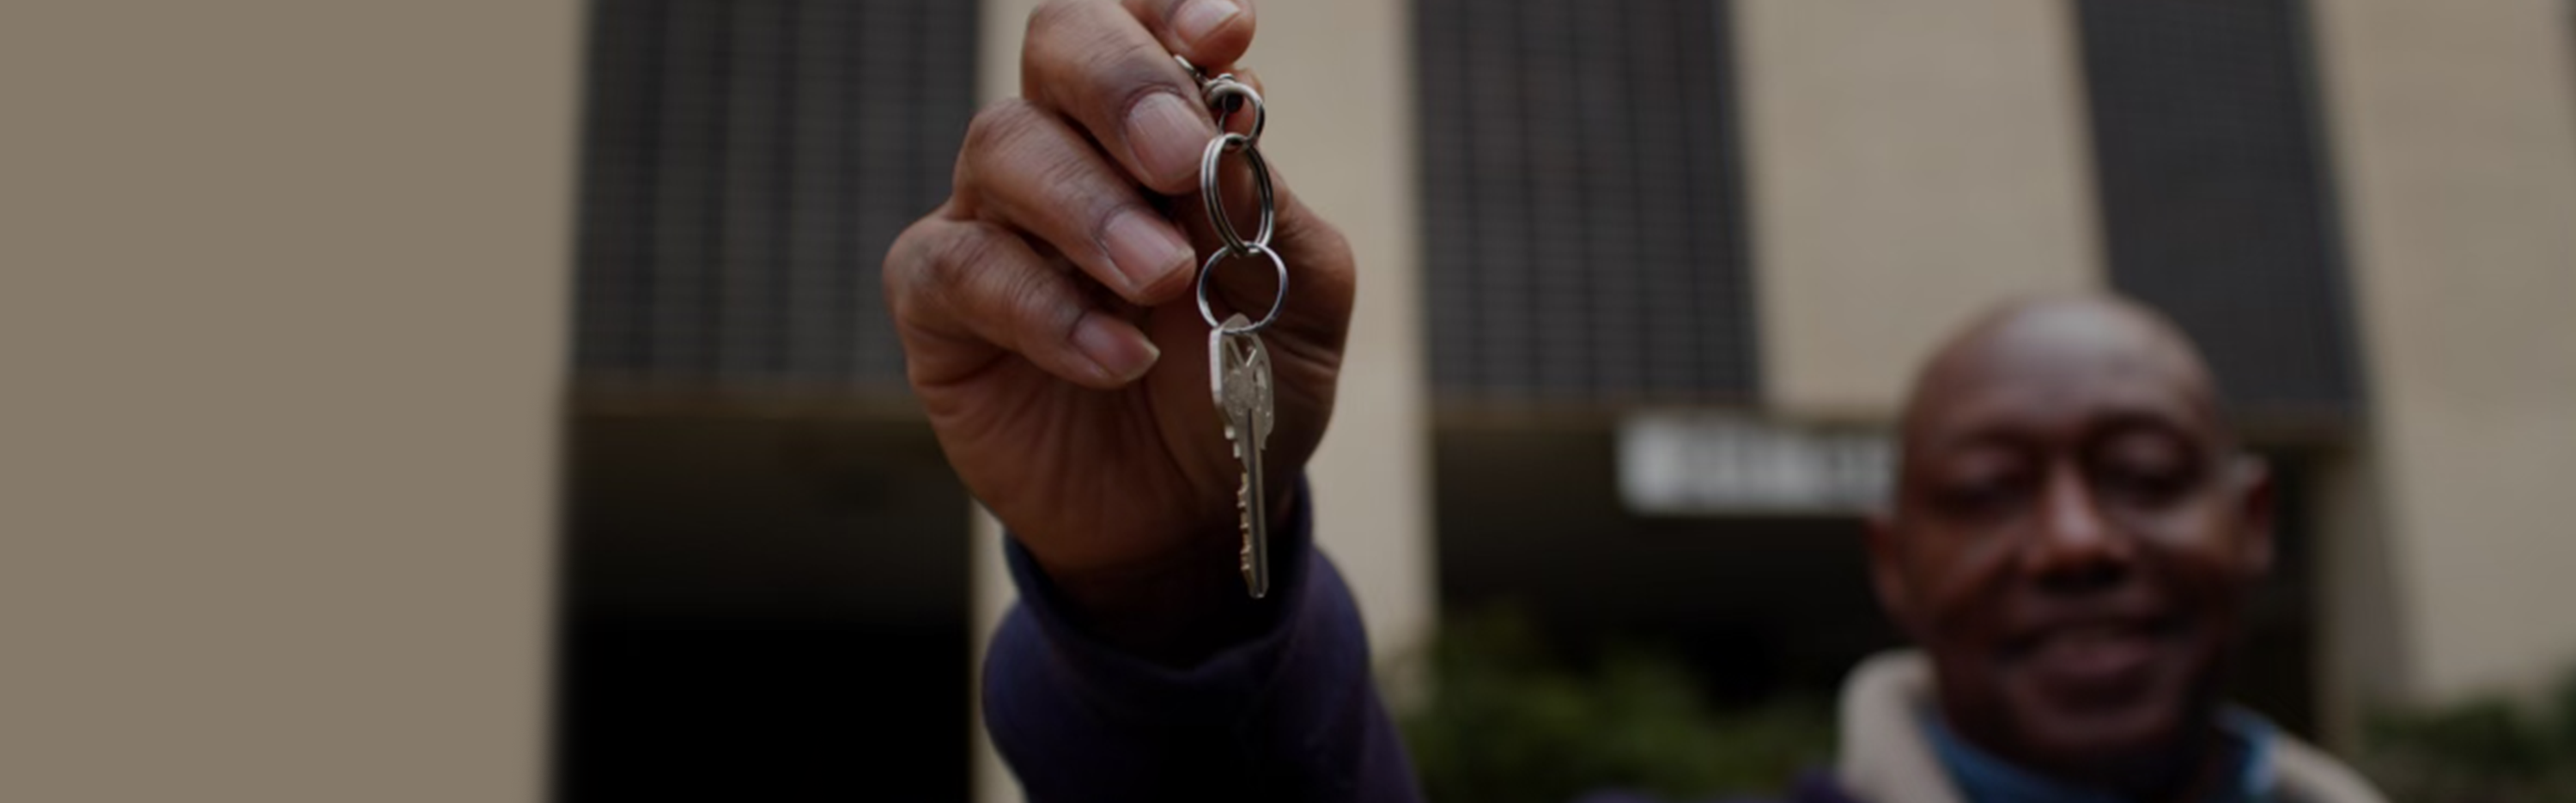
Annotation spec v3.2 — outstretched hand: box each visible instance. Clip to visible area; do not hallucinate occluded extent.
[883,0,1352,654]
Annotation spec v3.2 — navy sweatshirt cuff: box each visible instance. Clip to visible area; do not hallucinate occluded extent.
[982,474,1416,801]
[995,473,1332,727]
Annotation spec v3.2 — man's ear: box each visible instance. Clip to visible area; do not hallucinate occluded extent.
[1865,510,1924,641]
[2231,453,2277,581]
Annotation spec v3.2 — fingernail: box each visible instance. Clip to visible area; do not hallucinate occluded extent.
[1072,313,1160,383]
[1127,92,1212,189]
[1175,0,1240,47]
[1102,210,1194,294]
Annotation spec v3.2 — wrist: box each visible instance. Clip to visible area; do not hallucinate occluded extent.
[1048,533,1267,666]
[1024,480,1304,667]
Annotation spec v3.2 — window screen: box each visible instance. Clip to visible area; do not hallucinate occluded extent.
[1415,0,1759,407]
[2078,0,2360,421]
[571,0,978,396]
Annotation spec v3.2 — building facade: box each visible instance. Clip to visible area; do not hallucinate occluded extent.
[549,1,2576,799]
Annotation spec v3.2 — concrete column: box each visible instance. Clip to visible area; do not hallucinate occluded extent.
[969,2,1437,800]
[2312,447,2413,746]
[969,505,1022,803]
[2,2,574,800]
[971,5,1041,798]
[1736,0,2104,419]
[2310,0,2576,701]
[1248,0,1438,679]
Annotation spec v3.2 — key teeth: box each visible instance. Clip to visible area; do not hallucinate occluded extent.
[1236,475,1256,582]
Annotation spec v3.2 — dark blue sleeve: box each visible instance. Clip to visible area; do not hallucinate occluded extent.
[981,479,1423,803]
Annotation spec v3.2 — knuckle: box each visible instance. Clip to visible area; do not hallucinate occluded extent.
[999,265,1085,344]
[1300,213,1352,260]
[892,222,1007,332]
[883,223,945,327]
[961,98,1041,166]
[1027,0,1083,40]
[922,222,1008,298]
[1029,149,1114,216]
[1097,54,1188,125]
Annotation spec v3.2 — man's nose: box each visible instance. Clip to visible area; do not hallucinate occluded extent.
[2024,463,2135,592]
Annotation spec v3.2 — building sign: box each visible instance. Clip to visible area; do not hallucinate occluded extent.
[1616,412,1893,515]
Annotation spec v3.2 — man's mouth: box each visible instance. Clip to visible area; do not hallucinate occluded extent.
[2014,618,2172,697]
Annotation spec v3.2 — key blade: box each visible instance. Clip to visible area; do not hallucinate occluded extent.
[1215,329,1274,599]
[1208,323,1234,423]
[1239,429,1268,598]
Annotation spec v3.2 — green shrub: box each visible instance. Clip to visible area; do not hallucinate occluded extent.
[2359,665,2576,803]
[1393,610,1835,803]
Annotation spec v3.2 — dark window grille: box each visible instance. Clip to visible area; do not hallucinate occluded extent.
[2077,0,2361,422]
[1415,0,1759,407]
[570,0,978,397]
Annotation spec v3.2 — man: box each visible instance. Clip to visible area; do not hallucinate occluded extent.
[883,2,2386,800]
[1816,298,2382,803]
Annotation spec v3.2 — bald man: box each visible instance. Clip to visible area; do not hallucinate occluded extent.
[1826,296,2384,803]
[886,3,2386,800]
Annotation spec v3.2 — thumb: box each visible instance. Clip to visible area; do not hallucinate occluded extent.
[1123,0,1259,70]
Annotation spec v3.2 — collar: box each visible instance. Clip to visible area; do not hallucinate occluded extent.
[1918,706,2277,803]
[1834,652,2385,803]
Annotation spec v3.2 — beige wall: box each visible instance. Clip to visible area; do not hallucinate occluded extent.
[2312,0,2576,701]
[973,9,1040,800]
[3,2,574,800]
[1737,0,2104,419]
[970,2,1434,799]
[1250,0,1438,681]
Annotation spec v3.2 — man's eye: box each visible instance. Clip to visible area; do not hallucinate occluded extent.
[2093,430,2202,507]
[2098,464,2193,505]
[1935,477,2025,518]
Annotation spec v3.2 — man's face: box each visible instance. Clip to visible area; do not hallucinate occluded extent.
[1868,302,2273,785]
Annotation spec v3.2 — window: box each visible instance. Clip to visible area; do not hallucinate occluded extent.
[2078,0,2361,424]
[1416,0,1759,407]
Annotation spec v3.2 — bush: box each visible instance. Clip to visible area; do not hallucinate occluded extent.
[2360,666,2576,803]
[1393,610,1835,803]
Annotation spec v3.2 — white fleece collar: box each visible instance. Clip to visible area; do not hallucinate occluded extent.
[1828,651,2389,803]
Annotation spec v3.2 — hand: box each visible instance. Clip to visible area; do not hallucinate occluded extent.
[883,0,1353,652]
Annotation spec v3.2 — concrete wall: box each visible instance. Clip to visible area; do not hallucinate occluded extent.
[1737,0,2103,419]
[2311,0,2576,701]
[21,1,2570,798]
[3,2,574,800]
[1251,0,1438,690]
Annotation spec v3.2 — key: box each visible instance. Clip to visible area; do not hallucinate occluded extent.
[1210,313,1276,598]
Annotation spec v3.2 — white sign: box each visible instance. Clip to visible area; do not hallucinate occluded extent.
[1617,412,1893,515]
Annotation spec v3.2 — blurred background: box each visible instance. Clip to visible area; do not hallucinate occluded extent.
[9,0,2573,801]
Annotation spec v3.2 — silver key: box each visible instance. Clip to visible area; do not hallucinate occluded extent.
[1210,313,1275,599]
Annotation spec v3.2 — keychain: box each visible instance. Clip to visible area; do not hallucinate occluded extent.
[1177,55,1284,599]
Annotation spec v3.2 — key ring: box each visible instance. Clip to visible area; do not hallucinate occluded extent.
[1200,132,1275,252]
[1176,54,1284,600]
[1195,242,1287,332]
[1175,55,1267,142]
[1202,79,1264,140]
[1175,52,1285,334]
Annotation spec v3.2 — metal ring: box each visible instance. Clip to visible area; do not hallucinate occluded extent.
[1194,243,1288,333]
[1199,133,1275,252]
[1202,79,1265,141]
